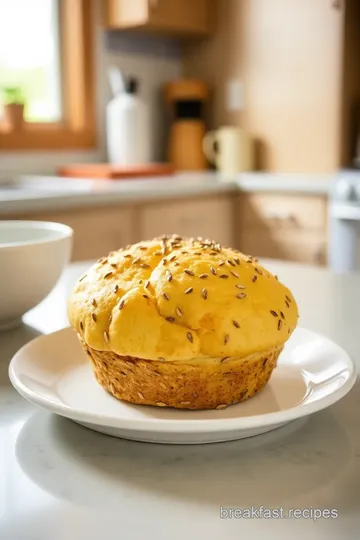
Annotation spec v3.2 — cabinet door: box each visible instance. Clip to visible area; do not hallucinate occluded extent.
[147,0,212,35]
[106,0,212,35]
[106,0,148,28]
[140,196,234,247]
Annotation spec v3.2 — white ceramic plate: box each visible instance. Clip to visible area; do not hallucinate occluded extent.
[9,327,356,444]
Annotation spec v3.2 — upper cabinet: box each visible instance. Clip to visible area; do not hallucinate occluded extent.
[105,0,213,36]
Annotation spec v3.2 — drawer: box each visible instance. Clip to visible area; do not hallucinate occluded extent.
[238,193,327,231]
[140,195,235,247]
[239,229,327,266]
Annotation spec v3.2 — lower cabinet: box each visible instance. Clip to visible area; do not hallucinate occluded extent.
[138,195,235,247]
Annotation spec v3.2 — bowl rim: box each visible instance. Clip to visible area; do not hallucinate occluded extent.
[0,220,73,249]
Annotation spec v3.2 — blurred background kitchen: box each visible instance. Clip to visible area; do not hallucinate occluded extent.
[1,0,360,273]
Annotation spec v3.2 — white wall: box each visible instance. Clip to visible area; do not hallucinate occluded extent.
[0,0,181,183]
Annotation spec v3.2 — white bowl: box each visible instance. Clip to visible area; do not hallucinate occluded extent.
[0,221,73,329]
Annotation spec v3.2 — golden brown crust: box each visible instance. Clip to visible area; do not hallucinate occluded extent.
[81,338,282,410]
[68,236,298,361]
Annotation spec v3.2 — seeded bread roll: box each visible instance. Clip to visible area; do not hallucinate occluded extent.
[68,235,298,410]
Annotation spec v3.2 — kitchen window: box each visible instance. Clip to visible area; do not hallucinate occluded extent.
[0,0,95,150]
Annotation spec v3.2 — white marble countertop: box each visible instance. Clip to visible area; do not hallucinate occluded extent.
[0,172,333,215]
[0,260,359,540]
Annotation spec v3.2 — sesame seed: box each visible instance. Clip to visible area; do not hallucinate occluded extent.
[231,271,240,278]
[180,401,191,406]
[104,331,109,343]
[133,257,140,264]
[145,280,150,289]
[280,311,285,319]
[221,357,230,363]
[236,293,247,299]
[110,263,117,268]
[166,316,175,323]
[219,274,229,279]
[142,294,149,300]
[234,258,241,265]
[255,267,263,275]
[218,261,225,267]
[236,284,246,289]
[124,254,132,259]
[139,246,147,251]
[154,251,162,256]
[114,285,119,293]
[169,255,177,262]
[227,260,235,267]
[181,251,188,255]
[285,301,290,308]
[79,274,87,282]
[140,263,150,269]
[92,298,97,307]
[185,287,193,295]
[138,392,145,400]
[270,310,278,317]
[224,333,230,345]
[119,299,125,310]
[176,307,183,317]
[210,266,217,275]
[233,320,240,328]
[166,270,173,282]
[187,332,193,343]
[194,252,202,256]
[216,404,227,410]
[184,269,194,276]
[104,271,113,279]
[278,319,283,330]
[285,295,292,303]
[100,259,108,265]
[92,313,97,322]
[80,321,84,331]
[199,273,208,279]
[202,288,208,300]
[157,402,167,407]
[162,292,170,301]
[252,275,258,283]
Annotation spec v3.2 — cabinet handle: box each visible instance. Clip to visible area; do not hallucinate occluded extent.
[264,211,297,223]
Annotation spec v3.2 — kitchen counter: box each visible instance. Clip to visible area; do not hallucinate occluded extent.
[0,260,359,540]
[0,172,333,215]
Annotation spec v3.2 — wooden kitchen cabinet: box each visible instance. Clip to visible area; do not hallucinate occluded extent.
[236,193,328,266]
[139,195,235,246]
[5,205,137,262]
[105,0,213,36]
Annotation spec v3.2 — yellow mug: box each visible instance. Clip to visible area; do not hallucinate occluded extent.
[203,126,253,174]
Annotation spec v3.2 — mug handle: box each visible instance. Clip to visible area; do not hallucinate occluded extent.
[203,131,219,166]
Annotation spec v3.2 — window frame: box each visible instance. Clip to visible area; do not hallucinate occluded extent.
[0,0,96,150]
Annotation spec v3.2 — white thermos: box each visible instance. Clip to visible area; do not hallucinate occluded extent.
[106,67,151,166]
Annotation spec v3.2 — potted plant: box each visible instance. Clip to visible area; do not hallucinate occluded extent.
[1,86,25,131]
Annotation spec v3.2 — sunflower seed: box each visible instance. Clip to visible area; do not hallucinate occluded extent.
[104,271,113,279]
[236,284,246,289]
[187,332,193,343]
[231,271,240,278]
[270,310,278,317]
[280,311,285,319]
[232,320,240,328]
[92,313,97,322]
[199,273,208,279]
[210,266,217,275]
[227,260,235,267]
[119,299,125,310]
[162,292,170,300]
[219,274,229,279]
[184,269,194,277]
[166,270,173,282]
[91,298,97,307]
[218,261,225,267]
[156,402,167,407]
[255,267,263,275]
[104,331,109,343]
[221,357,230,363]
[252,275,258,283]
[278,319,283,330]
[202,288,208,300]
[114,284,119,293]
[224,333,230,345]
[140,263,150,269]
[236,293,247,299]
[80,321,84,331]
[234,258,241,265]
[176,307,183,317]
[185,287,193,295]
[166,316,175,323]
[142,294,149,300]
[145,280,150,289]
